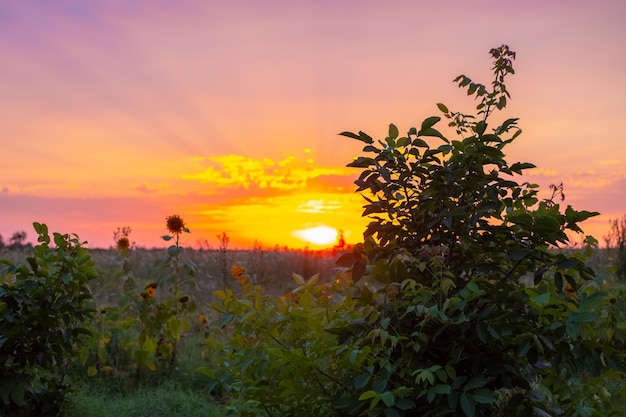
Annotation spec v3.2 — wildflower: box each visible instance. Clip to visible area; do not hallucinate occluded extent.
[231,264,245,279]
[166,214,187,235]
[564,286,577,298]
[231,265,247,284]
[145,287,156,298]
[199,315,207,325]
[116,237,130,251]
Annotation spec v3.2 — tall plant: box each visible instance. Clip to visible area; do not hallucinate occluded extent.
[334,45,620,416]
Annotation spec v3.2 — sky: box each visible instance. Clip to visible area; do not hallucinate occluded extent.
[1,0,625,250]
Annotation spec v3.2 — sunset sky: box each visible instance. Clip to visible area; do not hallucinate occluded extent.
[1,0,625,250]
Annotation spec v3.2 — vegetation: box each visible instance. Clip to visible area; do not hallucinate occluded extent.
[0,223,96,416]
[1,45,626,417]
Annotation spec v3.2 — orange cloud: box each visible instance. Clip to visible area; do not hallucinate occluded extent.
[181,154,353,191]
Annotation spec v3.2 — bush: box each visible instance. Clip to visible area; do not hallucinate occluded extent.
[0,222,97,416]
[331,45,623,416]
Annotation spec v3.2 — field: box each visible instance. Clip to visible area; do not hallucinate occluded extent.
[2,242,625,417]
[0,244,345,417]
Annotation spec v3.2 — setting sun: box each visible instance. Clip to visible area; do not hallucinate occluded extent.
[293,226,338,246]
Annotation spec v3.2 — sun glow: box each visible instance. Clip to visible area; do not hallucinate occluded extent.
[293,225,338,246]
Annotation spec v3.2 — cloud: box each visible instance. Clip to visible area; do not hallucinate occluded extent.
[131,182,170,194]
[296,199,344,214]
[181,154,353,191]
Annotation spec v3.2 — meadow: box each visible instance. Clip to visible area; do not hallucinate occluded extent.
[4,45,626,417]
[1,240,624,417]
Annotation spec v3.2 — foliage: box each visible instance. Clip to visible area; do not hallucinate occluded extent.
[0,222,97,416]
[332,45,624,416]
[86,216,197,382]
[203,265,376,417]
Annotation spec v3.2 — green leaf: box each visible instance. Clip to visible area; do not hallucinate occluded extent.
[340,130,372,144]
[10,385,25,407]
[388,124,399,140]
[352,259,367,282]
[336,252,360,267]
[161,235,173,241]
[472,389,496,404]
[419,127,447,140]
[292,273,305,285]
[554,272,563,293]
[354,373,372,389]
[533,291,550,307]
[359,390,379,400]
[437,103,449,113]
[460,393,475,417]
[464,375,487,391]
[380,391,395,407]
[348,157,376,168]
[167,245,183,257]
[412,138,429,147]
[534,215,561,235]
[421,116,441,131]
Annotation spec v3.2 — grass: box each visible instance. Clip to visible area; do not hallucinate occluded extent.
[63,379,227,417]
[61,333,226,417]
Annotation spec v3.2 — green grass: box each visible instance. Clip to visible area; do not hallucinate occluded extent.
[63,378,227,417]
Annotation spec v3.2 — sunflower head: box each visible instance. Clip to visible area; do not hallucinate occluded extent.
[166,215,187,235]
[231,264,245,278]
[609,296,618,305]
[116,237,130,252]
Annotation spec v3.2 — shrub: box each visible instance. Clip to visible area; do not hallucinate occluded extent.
[202,267,359,417]
[0,222,97,416]
[332,45,623,416]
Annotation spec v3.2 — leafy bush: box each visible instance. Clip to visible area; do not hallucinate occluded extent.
[0,222,97,416]
[202,267,360,417]
[331,45,625,416]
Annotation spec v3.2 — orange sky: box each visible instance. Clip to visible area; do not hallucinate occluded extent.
[1,1,625,249]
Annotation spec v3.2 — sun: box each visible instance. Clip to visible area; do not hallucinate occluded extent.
[293,225,338,246]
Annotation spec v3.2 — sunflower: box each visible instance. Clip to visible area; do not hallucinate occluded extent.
[166,215,187,235]
[116,237,130,251]
[231,264,245,278]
